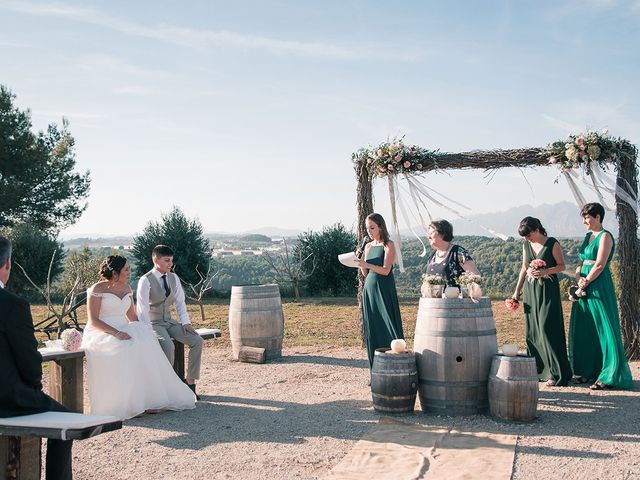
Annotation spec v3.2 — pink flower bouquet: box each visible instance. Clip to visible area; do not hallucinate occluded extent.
[61,328,83,351]
[505,298,520,312]
[527,259,550,285]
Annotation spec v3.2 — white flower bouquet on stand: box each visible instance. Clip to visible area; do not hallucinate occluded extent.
[421,273,446,298]
[455,272,483,302]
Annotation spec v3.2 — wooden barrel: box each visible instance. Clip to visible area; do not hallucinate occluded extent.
[488,355,539,422]
[413,297,497,415]
[371,348,418,413]
[229,284,284,360]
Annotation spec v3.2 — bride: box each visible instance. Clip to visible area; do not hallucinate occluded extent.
[81,255,195,420]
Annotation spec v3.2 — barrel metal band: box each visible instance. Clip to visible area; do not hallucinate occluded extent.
[414,328,497,337]
[372,371,418,376]
[371,393,416,401]
[230,337,281,342]
[422,398,488,408]
[490,376,537,382]
[419,378,487,387]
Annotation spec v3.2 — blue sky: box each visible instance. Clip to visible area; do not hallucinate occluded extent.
[1,0,639,237]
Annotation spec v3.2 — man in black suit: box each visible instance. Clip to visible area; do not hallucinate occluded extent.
[0,235,73,479]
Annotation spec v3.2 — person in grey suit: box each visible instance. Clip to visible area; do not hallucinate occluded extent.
[136,245,203,399]
[0,235,74,479]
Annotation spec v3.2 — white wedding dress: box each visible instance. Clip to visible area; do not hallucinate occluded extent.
[81,289,196,420]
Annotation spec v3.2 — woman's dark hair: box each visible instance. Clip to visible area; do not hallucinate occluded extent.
[366,213,390,245]
[99,255,127,280]
[429,220,454,242]
[152,245,174,257]
[518,217,547,237]
[581,202,605,221]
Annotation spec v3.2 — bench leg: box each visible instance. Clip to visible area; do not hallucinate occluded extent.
[172,340,185,382]
[0,435,41,480]
[49,357,84,413]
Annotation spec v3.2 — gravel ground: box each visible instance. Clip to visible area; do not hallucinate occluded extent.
[57,346,640,480]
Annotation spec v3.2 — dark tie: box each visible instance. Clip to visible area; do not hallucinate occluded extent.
[161,274,171,297]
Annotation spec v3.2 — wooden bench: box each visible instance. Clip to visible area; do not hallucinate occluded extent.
[39,349,85,413]
[0,411,122,480]
[172,328,222,380]
[39,328,223,410]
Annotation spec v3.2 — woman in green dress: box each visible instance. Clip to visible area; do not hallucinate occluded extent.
[356,213,404,368]
[569,203,633,390]
[511,217,572,386]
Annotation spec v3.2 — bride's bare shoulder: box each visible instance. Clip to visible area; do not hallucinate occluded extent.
[89,281,110,294]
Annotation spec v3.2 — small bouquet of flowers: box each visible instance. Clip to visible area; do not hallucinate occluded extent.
[455,272,483,302]
[505,298,520,312]
[527,259,551,285]
[455,272,483,287]
[60,328,83,351]
[420,273,446,298]
[422,273,446,285]
[568,285,587,301]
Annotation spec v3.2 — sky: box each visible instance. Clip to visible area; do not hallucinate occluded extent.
[1,0,639,238]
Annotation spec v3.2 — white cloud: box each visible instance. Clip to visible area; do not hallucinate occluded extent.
[0,0,424,62]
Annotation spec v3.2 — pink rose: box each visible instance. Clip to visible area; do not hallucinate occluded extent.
[403,161,411,168]
[576,137,585,146]
[387,164,394,170]
[395,154,402,162]
[548,156,557,164]
[417,164,423,169]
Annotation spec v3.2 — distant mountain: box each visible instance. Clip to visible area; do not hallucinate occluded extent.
[238,226,303,238]
[402,201,618,239]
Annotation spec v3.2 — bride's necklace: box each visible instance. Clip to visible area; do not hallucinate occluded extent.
[435,247,450,259]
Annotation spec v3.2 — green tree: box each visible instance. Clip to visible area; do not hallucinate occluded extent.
[296,223,357,296]
[56,246,103,296]
[2,223,65,298]
[0,85,91,233]
[131,207,210,285]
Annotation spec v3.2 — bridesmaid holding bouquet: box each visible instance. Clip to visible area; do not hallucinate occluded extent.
[569,203,632,390]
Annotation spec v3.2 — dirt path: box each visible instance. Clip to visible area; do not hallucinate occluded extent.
[66,346,640,480]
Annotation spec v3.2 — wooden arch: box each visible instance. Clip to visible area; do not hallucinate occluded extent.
[353,143,640,359]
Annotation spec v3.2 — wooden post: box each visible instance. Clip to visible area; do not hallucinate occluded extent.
[354,154,374,346]
[49,357,83,413]
[0,435,41,480]
[238,346,266,364]
[616,145,640,359]
[172,340,185,381]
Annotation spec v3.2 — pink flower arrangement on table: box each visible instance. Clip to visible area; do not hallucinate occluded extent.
[505,298,520,311]
[527,259,551,285]
[60,328,83,351]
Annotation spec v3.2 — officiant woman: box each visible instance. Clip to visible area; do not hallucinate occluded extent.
[425,219,480,290]
[356,213,404,370]
[511,217,572,386]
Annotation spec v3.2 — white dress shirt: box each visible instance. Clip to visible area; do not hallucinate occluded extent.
[136,269,191,326]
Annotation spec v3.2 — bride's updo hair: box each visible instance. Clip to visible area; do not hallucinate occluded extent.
[99,255,127,280]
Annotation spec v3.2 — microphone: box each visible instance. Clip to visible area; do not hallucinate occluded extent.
[355,235,371,259]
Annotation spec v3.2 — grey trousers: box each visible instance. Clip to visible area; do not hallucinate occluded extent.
[151,320,203,380]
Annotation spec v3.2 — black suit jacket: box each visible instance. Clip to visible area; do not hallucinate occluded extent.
[0,287,58,417]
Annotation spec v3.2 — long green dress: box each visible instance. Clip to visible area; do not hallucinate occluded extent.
[362,245,404,368]
[568,230,633,388]
[523,237,573,385]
